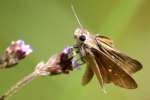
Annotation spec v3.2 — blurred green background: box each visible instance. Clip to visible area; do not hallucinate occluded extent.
[0,0,149,100]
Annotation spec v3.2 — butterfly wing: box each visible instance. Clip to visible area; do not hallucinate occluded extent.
[93,50,111,83]
[95,35,142,74]
[92,48,138,89]
[84,48,104,88]
[81,63,94,85]
[104,49,142,74]
[96,35,114,47]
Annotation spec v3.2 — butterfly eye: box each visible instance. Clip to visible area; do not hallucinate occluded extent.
[79,35,86,42]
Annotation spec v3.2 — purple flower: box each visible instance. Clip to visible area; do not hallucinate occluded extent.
[59,46,80,72]
[6,40,32,59]
[16,40,32,55]
[63,47,72,54]
[72,57,80,69]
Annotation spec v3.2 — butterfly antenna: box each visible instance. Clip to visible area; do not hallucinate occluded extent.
[71,4,83,28]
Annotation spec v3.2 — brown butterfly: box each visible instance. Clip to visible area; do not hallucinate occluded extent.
[71,5,143,89]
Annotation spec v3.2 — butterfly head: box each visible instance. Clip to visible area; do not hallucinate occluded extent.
[74,28,90,43]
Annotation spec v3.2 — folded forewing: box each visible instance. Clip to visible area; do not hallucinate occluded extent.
[81,63,94,85]
[91,48,138,89]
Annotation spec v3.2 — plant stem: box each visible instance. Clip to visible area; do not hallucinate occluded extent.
[0,72,38,100]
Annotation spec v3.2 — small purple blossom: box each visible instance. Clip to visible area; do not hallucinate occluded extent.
[59,46,80,72]
[63,47,73,54]
[16,40,32,55]
[6,40,32,59]
[72,57,80,69]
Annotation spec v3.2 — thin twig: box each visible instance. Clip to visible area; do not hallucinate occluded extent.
[0,72,38,100]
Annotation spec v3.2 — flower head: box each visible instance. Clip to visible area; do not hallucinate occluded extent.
[63,47,72,54]
[71,57,80,69]
[59,47,80,73]
[34,46,81,76]
[35,54,62,76]
[6,40,32,59]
